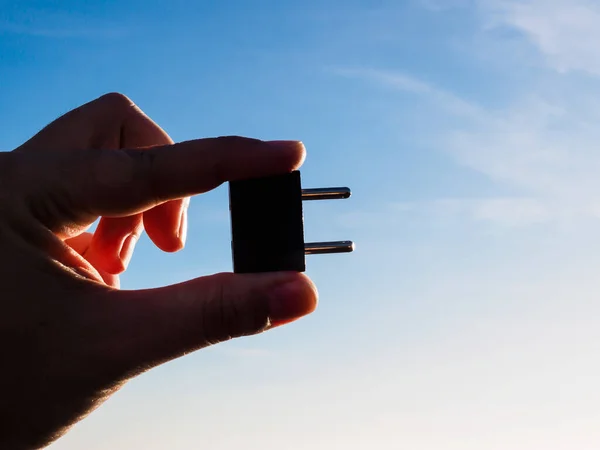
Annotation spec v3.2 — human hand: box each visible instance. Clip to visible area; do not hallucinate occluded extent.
[0,93,317,449]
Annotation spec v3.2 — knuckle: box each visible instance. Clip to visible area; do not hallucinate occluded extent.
[97,92,135,112]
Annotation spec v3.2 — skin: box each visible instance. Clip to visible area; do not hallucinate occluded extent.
[0,93,318,449]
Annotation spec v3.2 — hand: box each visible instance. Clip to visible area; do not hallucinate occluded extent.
[0,93,318,449]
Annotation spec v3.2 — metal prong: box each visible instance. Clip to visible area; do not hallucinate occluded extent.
[301,187,351,201]
[305,241,355,255]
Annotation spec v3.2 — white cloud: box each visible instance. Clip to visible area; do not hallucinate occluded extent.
[333,67,484,119]
[418,0,600,76]
[331,2,600,229]
[336,64,600,227]
[434,198,553,226]
[338,197,557,230]
[481,0,600,76]
[447,99,600,199]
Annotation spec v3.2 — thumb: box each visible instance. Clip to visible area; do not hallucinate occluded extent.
[102,272,317,371]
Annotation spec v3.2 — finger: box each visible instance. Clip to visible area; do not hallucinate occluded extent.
[86,95,186,264]
[87,215,144,275]
[102,272,317,371]
[65,233,120,288]
[26,138,305,228]
[17,92,188,260]
[84,138,305,217]
[143,196,189,253]
[87,95,187,255]
[16,92,172,153]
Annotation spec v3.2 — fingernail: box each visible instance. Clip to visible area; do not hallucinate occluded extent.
[268,277,317,327]
[119,234,138,268]
[177,201,189,246]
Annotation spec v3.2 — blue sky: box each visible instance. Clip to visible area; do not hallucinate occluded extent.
[3,0,600,449]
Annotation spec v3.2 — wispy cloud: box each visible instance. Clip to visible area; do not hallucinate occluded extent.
[431,198,554,226]
[480,0,600,76]
[337,69,600,226]
[337,197,561,230]
[332,66,484,119]
[422,0,600,76]
[334,1,600,228]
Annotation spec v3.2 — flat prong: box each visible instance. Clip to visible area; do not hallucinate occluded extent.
[301,187,351,201]
[305,241,355,255]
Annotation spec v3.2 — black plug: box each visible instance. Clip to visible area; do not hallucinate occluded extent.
[229,170,354,273]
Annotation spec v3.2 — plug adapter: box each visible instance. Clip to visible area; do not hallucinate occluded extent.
[229,170,354,273]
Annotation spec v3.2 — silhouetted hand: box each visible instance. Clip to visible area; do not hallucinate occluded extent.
[0,93,317,449]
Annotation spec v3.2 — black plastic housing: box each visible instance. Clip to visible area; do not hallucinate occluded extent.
[229,171,305,273]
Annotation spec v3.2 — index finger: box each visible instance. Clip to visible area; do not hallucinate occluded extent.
[15,92,192,263]
[45,137,306,219]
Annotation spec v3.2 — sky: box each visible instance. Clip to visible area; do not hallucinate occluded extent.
[2,0,600,449]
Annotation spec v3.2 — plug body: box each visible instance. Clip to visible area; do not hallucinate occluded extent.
[230,171,306,273]
[229,170,353,274]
